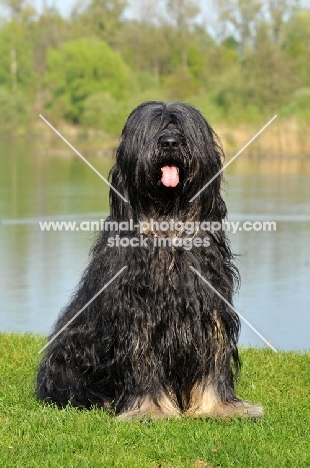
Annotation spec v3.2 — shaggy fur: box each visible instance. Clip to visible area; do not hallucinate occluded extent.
[37,101,263,419]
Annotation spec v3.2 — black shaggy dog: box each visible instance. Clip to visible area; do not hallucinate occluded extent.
[37,101,263,419]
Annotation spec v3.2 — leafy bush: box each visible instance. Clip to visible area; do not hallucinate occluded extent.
[81,91,130,135]
[281,88,310,122]
[45,37,138,123]
[165,65,200,101]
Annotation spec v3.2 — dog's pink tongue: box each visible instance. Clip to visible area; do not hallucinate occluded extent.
[161,166,179,187]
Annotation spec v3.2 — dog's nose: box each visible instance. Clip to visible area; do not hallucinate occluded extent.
[161,135,179,150]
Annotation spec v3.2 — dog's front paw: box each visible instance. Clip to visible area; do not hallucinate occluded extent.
[117,394,181,421]
[187,400,264,420]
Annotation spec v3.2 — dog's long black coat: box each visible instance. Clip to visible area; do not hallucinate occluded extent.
[37,102,255,417]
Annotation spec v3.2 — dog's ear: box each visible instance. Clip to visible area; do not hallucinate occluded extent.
[109,164,133,220]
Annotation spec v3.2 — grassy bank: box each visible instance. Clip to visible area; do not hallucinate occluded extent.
[217,117,310,156]
[0,334,309,467]
[35,115,310,158]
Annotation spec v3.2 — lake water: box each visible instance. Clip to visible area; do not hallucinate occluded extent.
[1,140,310,351]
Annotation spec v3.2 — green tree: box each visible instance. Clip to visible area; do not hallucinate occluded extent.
[82,91,136,134]
[0,86,30,134]
[186,26,215,83]
[31,7,68,77]
[241,22,300,111]
[165,0,200,68]
[71,0,128,46]
[0,21,36,97]
[44,37,137,122]
[284,10,310,86]
[268,0,299,44]
[0,0,37,22]
[1,0,26,17]
[214,0,262,55]
[117,20,171,81]
[165,64,199,100]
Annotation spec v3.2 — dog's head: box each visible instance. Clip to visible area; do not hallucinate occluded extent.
[110,101,227,220]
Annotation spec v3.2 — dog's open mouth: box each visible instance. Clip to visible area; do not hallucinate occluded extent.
[161,165,179,187]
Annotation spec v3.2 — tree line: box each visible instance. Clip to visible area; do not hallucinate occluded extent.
[0,0,309,137]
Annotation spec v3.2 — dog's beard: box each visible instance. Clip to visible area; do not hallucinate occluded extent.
[136,129,190,193]
[134,132,197,217]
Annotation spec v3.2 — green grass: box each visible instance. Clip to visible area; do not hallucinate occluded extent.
[0,334,309,467]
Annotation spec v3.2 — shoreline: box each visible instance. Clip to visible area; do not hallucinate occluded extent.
[1,117,310,158]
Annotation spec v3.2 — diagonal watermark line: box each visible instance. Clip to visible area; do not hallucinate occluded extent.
[38,266,127,354]
[190,115,278,202]
[39,114,128,204]
[190,266,278,353]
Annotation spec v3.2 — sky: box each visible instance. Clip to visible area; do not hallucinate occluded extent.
[32,0,309,19]
[1,0,309,27]
[30,0,215,20]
